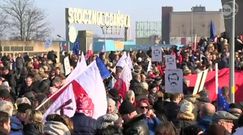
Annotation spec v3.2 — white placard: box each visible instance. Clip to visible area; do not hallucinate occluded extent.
[64,56,71,76]
[151,46,162,62]
[165,69,183,94]
[165,55,176,69]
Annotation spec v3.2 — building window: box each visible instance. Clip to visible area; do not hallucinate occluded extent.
[24,46,34,51]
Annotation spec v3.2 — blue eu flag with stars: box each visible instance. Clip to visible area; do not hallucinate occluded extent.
[217,88,229,111]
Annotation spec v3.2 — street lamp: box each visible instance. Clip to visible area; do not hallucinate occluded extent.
[230,0,236,103]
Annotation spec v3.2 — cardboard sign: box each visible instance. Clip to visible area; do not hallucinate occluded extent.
[165,69,183,94]
[64,56,71,76]
[165,55,176,69]
[151,46,162,62]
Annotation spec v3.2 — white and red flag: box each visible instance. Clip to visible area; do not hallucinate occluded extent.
[38,61,107,119]
[65,52,87,83]
[114,52,132,99]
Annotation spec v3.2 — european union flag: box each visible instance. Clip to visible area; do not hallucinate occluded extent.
[72,40,80,55]
[217,88,229,111]
[96,57,111,80]
[210,21,217,41]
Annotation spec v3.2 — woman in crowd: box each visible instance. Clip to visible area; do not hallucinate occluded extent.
[137,98,160,135]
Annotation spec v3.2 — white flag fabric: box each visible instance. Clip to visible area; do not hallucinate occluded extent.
[120,63,132,91]
[65,52,87,83]
[44,83,77,118]
[116,52,127,68]
[75,61,107,119]
[127,53,133,69]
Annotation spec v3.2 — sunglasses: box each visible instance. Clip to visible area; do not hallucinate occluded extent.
[140,106,148,109]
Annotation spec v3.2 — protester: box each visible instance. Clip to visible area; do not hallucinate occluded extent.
[44,114,72,135]
[155,121,176,135]
[97,98,119,129]
[71,95,98,135]
[212,111,238,134]
[177,100,196,131]
[0,34,243,135]
[119,100,149,135]
[164,93,183,127]
[10,103,32,135]
[198,103,216,132]
[136,98,160,135]
[23,110,43,135]
[0,111,11,135]
[207,124,228,135]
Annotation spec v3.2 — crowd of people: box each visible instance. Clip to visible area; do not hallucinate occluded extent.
[0,35,243,135]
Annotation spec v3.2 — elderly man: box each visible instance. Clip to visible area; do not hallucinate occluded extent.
[212,111,238,134]
[198,103,216,132]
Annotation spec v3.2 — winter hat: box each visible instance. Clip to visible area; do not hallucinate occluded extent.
[213,111,238,122]
[119,100,136,115]
[16,97,31,106]
[44,121,71,135]
[180,100,194,113]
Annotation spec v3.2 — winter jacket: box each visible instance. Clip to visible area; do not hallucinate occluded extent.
[123,114,149,135]
[198,116,213,133]
[145,117,160,135]
[10,116,23,135]
[23,123,43,135]
[233,127,243,135]
[71,112,97,135]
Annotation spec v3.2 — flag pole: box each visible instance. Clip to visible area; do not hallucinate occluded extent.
[215,63,219,95]
[36,81,70,110]
[230,0,236,103]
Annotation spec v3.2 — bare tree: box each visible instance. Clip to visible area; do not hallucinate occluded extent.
[1,0,50,40]
[0,12,8,38]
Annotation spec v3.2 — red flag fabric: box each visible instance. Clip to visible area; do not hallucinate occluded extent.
[185,68,243,103]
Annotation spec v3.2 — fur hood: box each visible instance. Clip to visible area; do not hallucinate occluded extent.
[177,112,195,121]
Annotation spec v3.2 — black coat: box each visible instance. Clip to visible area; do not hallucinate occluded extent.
[71,113,97,135]
[38,79,51,94]
[123,114,149,135]
[23,123,43,135]
[163,101,180,127]
[15,57,24,69]
[18,84,36,97]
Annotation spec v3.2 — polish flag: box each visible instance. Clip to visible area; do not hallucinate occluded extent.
[65,52,87,83]
[114,52,132,99]
[38,61,107,119]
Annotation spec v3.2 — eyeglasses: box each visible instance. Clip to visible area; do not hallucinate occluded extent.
[140,106,148,109]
